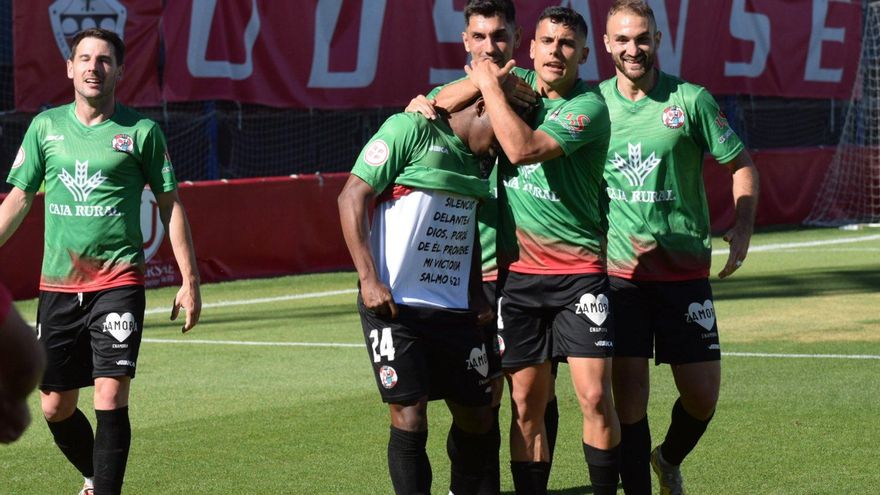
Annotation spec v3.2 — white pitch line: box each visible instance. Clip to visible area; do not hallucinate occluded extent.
[143,338,362,348]
[724,351,880,360]
[712,234,880,256]
[141,338,880,360]
[143,288,358,315]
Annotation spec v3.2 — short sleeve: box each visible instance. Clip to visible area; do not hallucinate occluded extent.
[691,89,744,164]
[142,124,178,193]
[350,114,421,193]
[6,117,47,192]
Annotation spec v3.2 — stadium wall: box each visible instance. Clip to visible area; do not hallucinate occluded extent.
[0,148,834,300]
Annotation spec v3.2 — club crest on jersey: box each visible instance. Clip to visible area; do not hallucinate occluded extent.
[714,111,729,129]
[378,365,398,389]
[364,140,390,167]
[112,134,134,153]
[12,147,25,169]
[662,105,685,129]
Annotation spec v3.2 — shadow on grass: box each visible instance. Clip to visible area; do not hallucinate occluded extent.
[713,265,880,301]
[502,484,620,494]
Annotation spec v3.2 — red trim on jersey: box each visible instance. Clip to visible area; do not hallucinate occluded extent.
[39,254,144,293]
[509,228,605,275]
[376,184,416,205]
[607,235,710,281]
[0,283,12,324]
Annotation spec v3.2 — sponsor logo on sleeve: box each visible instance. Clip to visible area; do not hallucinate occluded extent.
[12,147,25,169]
[364,140,390,166]
[662,105,685,129]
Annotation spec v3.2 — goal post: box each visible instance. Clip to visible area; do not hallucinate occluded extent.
[804,1,880,227]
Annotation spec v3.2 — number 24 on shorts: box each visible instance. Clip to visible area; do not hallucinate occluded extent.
[369,327,396,362]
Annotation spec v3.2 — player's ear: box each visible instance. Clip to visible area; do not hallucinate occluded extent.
[579,46,589,64]
[513,25,522,49]
[475,97,487,117]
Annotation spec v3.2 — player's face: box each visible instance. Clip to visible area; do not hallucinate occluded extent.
[529,19,588,88]
[463,14,520,66]
[604,11,660,83]
[67,37,122,103]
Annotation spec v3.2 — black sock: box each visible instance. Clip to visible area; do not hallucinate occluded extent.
[583,443,620,495]
[448,422,494,495]
[388,426,431,495]
[476,406,501,495]
[544,397,559,464]
[620,416,652,495]
[510,461,550,495]
[46,408,95,478]
[93,407,131,495]
[661,398,713,466]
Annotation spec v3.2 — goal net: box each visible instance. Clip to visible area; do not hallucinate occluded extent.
[805,1,880,226]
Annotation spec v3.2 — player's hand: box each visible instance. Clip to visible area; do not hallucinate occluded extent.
[0,395,30,444]
[473,295,495,327]
[718,223,753,279]
[171,280,202,333]
[361,278,399,320]
[465,58,514,92]
[501,75,537,109]
[405,95,439,120]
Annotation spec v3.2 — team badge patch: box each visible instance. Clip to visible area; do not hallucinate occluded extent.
[662,105,685,129]
[497,335,505,357]
[12,147,25,169]
[364,140,390,167]
[378,365,398,389]
[112,134,134,153]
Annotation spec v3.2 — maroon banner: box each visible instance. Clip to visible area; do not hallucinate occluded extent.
[161,0,862,108]
[0,151,835,300]
[13,0,162,112]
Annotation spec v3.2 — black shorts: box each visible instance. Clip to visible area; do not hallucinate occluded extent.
[497,272,614,369]
[610,277,721,364]
[358,296,493,407]
[37,286,146,391]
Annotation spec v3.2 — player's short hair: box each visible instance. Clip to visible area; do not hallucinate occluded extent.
[537,6,588,41]
[69,28,125,65]
[607,0,657,32]
[464,0,517,26]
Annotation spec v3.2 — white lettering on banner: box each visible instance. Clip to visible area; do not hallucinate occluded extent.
[430,0,466,84]
[560,0,600,81]
[187,0,260,80]
[416,195,476,290]
[648,0,689,76]
[308,0,386,88]
[725,0,770,78]
[804,0,844,83]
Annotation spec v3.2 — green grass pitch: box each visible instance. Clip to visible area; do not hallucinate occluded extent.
[2,227,879,493]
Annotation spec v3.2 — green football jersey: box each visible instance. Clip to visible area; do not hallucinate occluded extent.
[501,73,611,275]
[7,103,177,292]
[426,67,530,281]
[599,72,745,281]
[351,112,488,309]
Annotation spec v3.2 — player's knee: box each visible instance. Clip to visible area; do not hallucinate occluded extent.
[41,397,77,422]
[576,384,610,417]
[681,391,718,420]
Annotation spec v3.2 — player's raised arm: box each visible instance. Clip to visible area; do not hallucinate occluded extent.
[718,150,759,279]
[467,59,563,165]
[155,190,202,332]
[0,187,35,248]
[337,175,398,319]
